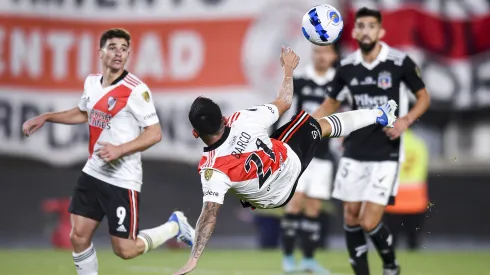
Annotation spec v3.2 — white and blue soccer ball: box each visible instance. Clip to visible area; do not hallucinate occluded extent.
[301,4,344,46]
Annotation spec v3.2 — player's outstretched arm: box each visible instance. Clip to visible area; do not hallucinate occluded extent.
[97,123,162,162]
[270,46,300,117]
[22,107,88,137]
[174,202,221,275]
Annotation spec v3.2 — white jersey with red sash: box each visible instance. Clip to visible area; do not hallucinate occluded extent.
[78,71,159,192]
[198,104,302,209]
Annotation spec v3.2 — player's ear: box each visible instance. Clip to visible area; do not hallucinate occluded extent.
[378,27,386,40]
[192,129,199,138]
[98,48,104,59]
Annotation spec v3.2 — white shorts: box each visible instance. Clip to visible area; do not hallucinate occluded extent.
[296,158,333,200]
[332,157,400,206]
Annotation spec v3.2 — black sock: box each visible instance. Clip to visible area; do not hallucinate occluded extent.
[299,215,321,259]
[368,223,397,268]
[281,213,301,256]
[345,225,369,275]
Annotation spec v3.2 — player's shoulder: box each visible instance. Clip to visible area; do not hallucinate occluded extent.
[225,110,243,127]
[385,45,408,66]
[198,158,231,181]
[84,73,102,87]
[123,72,149,91]
[339,51,359,67]
[239,104,277,118]
[199,167,229,179]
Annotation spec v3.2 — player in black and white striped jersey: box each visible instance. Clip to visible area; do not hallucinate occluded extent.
[314,7,430,275]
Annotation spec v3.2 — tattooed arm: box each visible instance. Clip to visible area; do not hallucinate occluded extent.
[270,46,300,117]
[191,202,220,259]
[173,202,221,275]
[270,75,294,117]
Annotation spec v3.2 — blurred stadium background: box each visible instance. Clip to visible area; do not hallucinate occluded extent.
[1,0,489,274]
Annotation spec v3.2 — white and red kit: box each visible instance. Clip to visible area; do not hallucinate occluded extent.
[198,104,307,209]
[77,70,159,192]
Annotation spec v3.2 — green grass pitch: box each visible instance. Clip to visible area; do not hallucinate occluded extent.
[0,249,489,275]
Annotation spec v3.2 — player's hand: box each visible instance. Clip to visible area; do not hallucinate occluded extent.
[96,141,123,162]
[173,259,197,275]
[22,115,47,137]
[280,45,300,70]
[383,116,410,140]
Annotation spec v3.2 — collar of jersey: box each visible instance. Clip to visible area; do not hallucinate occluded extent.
[100,70,129,86]
[354,41,389,70]
[304,64,335,86]
[203,126,231,152]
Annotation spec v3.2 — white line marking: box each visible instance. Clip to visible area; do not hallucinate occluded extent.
[128,265,352,275]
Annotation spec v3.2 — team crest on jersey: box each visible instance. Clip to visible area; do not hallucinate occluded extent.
[108,96,117,111]
[204,169,213,181]
[377,71,392,90]
[142,91,150,103]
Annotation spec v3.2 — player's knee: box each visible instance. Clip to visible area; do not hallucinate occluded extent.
[344,211,359,226]
[112,240,138,260]
[285,193,304,214]
[343,204,361,226]
[359,217,379,232]
[304,200,322,217]
[113,246,135,260]
[69,230,91,247]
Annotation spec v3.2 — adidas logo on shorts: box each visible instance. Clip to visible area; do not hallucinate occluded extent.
[116,225,127,232]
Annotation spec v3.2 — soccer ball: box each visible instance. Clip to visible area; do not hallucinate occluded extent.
[301,4,344,46]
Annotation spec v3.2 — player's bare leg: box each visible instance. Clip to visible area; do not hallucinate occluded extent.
[360,202,399,275]
[70,214,100,275]
[303,197,322,218]
[111,211,195,260]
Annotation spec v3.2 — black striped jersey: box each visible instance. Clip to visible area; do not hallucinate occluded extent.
[327,42,426,161]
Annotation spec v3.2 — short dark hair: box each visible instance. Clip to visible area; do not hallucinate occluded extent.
[355,7,382,24]
[99,28,131,48]
[188,97,223,136]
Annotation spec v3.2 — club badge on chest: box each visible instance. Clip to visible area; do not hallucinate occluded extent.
[108,96,118,111]
[377,71,392,90]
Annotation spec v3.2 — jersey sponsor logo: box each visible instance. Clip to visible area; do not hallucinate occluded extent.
[301,86,325,97]
[107,96,117,111]
[377,71,392,90]
[88,109,112,130]
[142,91,150,103]
[204,169,213,180]
[143,113,157,120]
[353,94,389,109]
[261,105,275,114]
[203,190,219,197]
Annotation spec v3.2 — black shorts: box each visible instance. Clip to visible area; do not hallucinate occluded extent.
[68,172,140,239]
[270,110,323,207]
